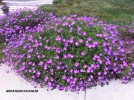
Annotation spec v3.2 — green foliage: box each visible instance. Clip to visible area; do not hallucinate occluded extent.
[0,0,2,3]
[0,43,4,62]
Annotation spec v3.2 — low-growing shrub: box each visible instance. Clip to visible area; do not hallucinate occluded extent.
[3,14,134,92]
[0,10,55,43]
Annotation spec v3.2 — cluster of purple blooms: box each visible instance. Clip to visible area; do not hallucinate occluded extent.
[1,10,134,92]
[0,10,55,42]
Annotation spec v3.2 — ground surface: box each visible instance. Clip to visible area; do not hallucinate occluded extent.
[0,0,53,15]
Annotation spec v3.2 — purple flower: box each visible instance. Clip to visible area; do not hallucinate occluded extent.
[87,67,92,73]
[27,54,31,58]
[56,55,60,59]
[77,27,81,32]
[32,75,35,79]
[132,63,134,68]
[71,21,75,25]
[43,64,48,70]
[68,54,74,58]
[83,64,88,68]
[87,37,92,41]
[70,69,73,73]
[36,71,41,77]
[74,62,79,67]
[98,72,101,76]
[63,54,67,59]
[79,39,83,43]
[87,44,92,48]
[47,59,52,64]
[75,42,79,46]
[63,47,67,51]
[103,42,107,47]
[39,61,44,66]
[56,66,60,70]
[97,59,103,64]
[81,51,86,56]
[62,75,66,80]
[89,22,94,25]
[93,41,98,46]
[56,35,61,42]
[83,32,87,36]
[113,67,118,72]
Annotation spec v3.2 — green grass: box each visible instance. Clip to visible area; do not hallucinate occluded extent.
[0,0,2,4]
[39,0,134,25]
[0,43,4,62]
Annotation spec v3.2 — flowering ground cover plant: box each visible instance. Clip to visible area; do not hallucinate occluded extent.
[1,11,134,92]
[0,10,54,43]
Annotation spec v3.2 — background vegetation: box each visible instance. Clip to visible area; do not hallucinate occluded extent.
[39,0,134,25]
